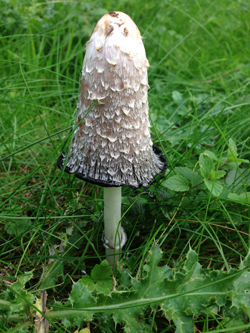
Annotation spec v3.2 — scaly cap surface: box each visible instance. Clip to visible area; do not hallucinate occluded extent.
[58,11,167,188]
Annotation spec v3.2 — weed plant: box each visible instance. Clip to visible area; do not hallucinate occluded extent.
[1,0,250,332]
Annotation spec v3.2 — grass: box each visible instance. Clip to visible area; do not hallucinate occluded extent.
[1,0,250,332]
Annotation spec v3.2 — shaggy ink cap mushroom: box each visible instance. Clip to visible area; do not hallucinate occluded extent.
[58,11,167,266]
[58,11,167,189]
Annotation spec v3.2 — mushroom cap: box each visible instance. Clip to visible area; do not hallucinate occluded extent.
[58,11,167,189]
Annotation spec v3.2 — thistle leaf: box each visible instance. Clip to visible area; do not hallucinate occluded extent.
[55,244,250,333]
[3,246,250,333]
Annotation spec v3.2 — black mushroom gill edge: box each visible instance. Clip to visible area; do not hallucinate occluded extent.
[57,145,167,190]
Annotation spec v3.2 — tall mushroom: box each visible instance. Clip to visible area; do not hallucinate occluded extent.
[58,11,167,266]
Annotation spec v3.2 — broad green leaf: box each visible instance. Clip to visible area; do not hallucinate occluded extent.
[177,105,189,116]
[172,90,182,104]
[155,116,172,132]
[228,192,250,203]
[228,193,241,201]
[226,161,242,170]
[199,153,214,179]
[78,275,94,292]
[4,219,30,236]
[239,192,250,202]
[8,323,33,332]
[80,261,113,294]
[204,178,223,196]
[163,175,189,192]
[226,168,250,191]
[217,317,245,333]
[91,260,112,282]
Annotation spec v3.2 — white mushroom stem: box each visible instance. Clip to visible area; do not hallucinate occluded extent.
[104,187,125,266]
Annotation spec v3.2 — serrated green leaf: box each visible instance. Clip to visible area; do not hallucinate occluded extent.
[228,138,238,162]
[163,175,189,192]
[204,178,223,196]
[191,174,206,189]
[217,316,245,333]
[66,283,95,325]
[232,270,250,310]
[240,252,250,270]
[184,249,198,272]
[203,150,219,162]
[90,8,108,16]
[199,153,214,178]
[113,308,149,333]
[69,283,94,309]
[7,272,35,316]
[236,158,250,163]
[62,317,73,328]
[174,316,194,333]
[214,170,226,179]
[175,167,197,181]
